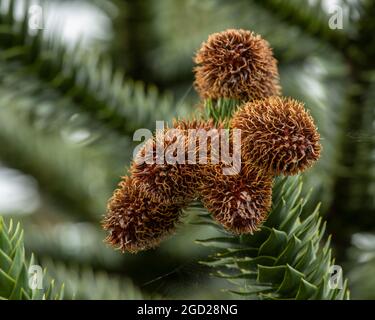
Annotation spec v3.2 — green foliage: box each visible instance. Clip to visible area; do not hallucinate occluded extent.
[247,0,348,49]
[203,98,240,125]
[0,107,112,221]
[189,90,350,300]
[0,216,144,300]
[347,233,375,299]
[41,258,144,300]
[23,222,123,271]
[0,217,63,300]
[197,177,349,300]
[0,0,188,137]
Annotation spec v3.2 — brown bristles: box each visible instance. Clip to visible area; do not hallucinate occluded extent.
[172,118,216,131]
[231,96,321,176]
[198,164,273,234]
[102,176,183,253]
[194,29,281,101]
[173,118,225,166]
[130,119,225,204]
[130,127,197,204]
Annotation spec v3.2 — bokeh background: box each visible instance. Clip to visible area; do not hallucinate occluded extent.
[0,0,374,299]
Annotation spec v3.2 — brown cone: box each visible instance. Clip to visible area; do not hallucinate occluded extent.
[194,29,281,101]
[103,176,183,253]
[198,164,273,234]
[131,119,224,204]
[232,96,321,176]
[131,126,196,204]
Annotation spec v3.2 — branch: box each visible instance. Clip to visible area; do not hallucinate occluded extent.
[198,177,350,299]
[250,0,349,50]
[0,107,112,222]
[0,217,63,300]
[0,0,187,137]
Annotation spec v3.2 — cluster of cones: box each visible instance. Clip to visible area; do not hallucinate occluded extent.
[103,29,321,253]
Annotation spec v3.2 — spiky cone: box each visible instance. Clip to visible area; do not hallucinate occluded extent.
[173,118,225,166]
[198,163,273,234]
[194,29,281,101]
[130,126,197,204]
[175,118,232,210]
[103,176,184,253]
[231,96,321,176]
[131,119,224,204]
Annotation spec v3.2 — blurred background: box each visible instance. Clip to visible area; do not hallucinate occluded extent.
[0,0,374,299]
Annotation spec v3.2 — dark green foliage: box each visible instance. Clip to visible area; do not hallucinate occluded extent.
[0,217,63,300]
[0,107,112,221]
[198,177,349,299]
[193,97,349,300]
[247,0,348,49]
[40,258,144,300]
[0,0,189,137]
